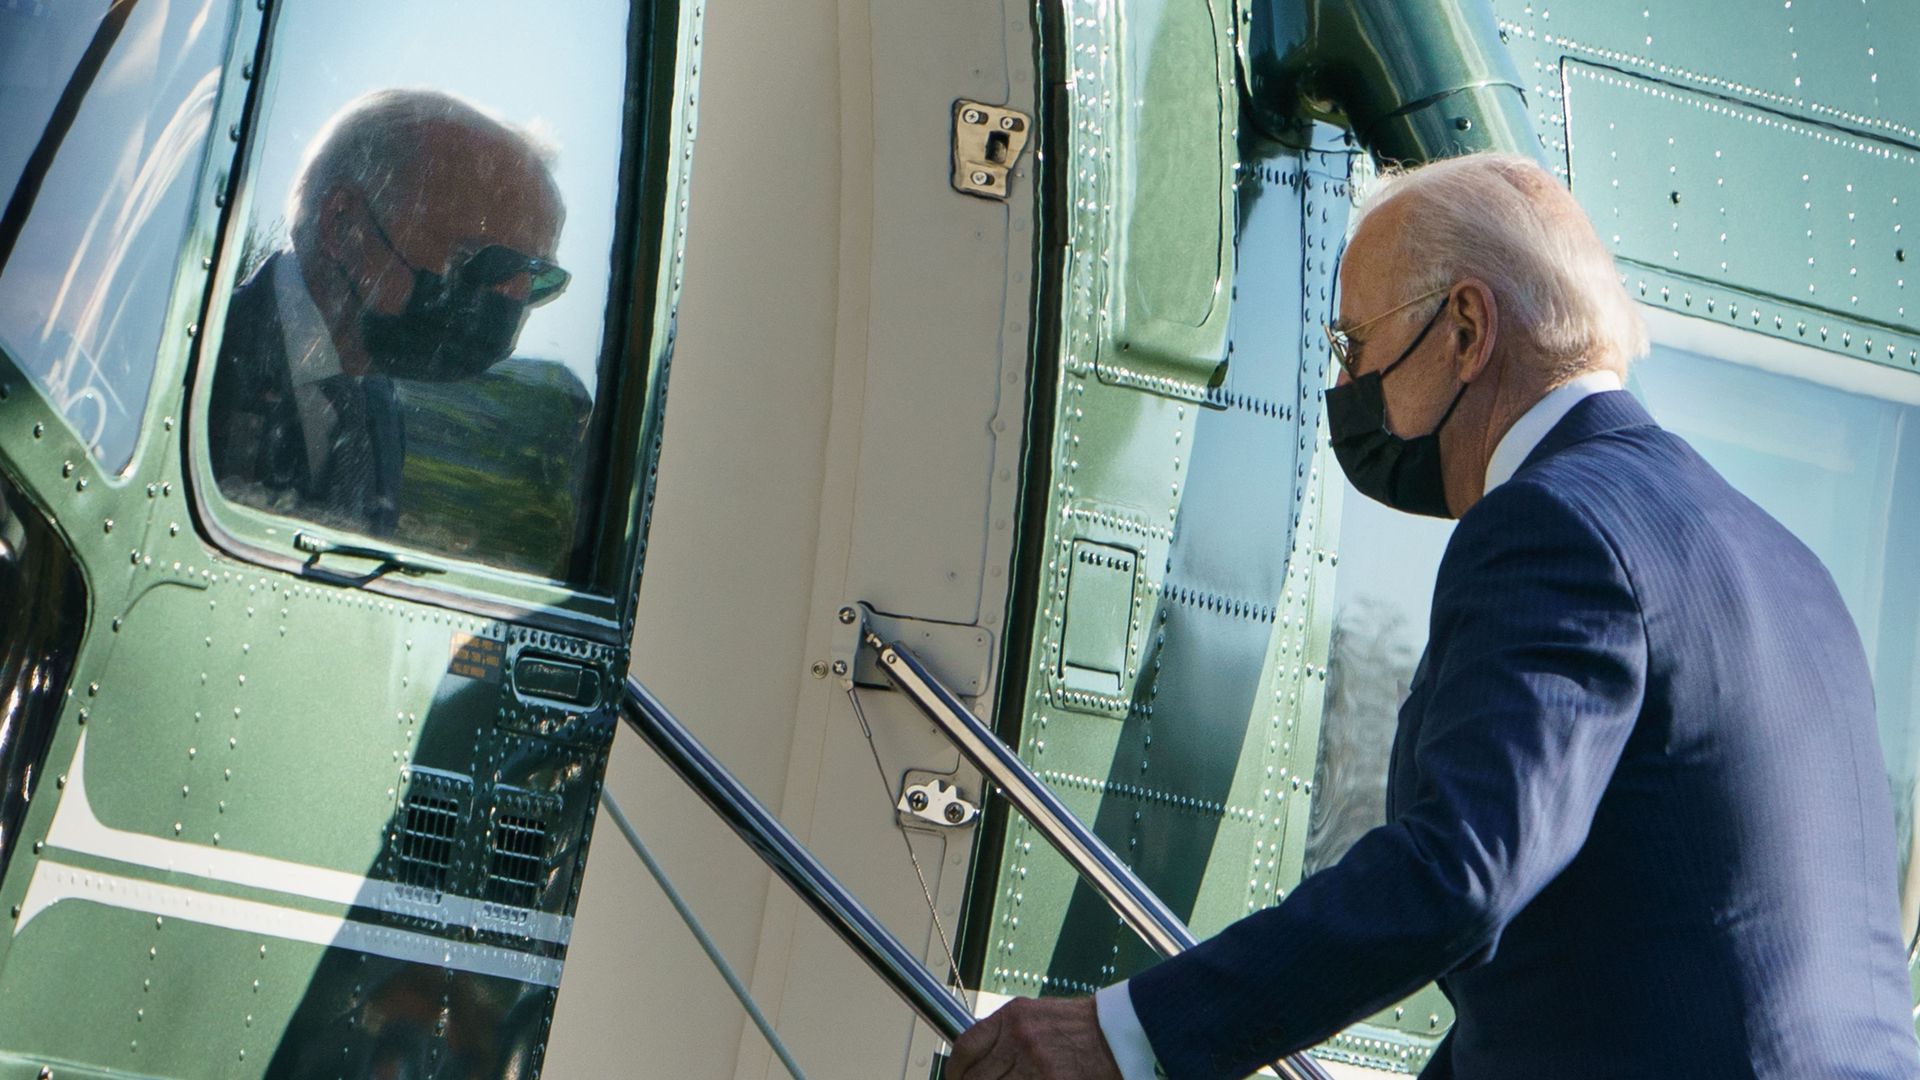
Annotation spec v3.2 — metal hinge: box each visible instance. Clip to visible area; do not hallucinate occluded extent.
[951,99,1031,199]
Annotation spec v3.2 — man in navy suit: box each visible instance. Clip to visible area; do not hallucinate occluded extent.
[949,153,1920,1078]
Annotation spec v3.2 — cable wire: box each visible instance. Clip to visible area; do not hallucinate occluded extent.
[600,789,810,1080]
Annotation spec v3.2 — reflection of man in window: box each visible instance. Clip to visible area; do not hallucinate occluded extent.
[209,89,568,536]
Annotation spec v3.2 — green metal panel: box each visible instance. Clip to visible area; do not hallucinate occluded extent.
[0,0,704,1073]
[1496,0,1919,374]
[1096,0,1240,400]
[976,0,1350,1016]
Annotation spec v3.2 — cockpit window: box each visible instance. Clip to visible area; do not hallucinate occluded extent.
[0,0,232,471]
[204,0,629,582]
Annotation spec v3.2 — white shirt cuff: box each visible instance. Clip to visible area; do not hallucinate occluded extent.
[1096,980,1161,1080]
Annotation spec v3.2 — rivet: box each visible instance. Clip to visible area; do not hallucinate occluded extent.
[31,423,42,438]
[103,519,113,534]
[61,461,73,478]
[75,477,86,492]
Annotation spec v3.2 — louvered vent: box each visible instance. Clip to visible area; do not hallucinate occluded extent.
[395,792,463,894]
[487,814,549,908]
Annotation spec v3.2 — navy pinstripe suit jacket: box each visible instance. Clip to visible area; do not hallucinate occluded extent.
[1129,391,1920,1079]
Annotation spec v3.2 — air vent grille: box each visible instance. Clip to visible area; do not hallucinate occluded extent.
[395,791,463,894]
[487,814,548,908]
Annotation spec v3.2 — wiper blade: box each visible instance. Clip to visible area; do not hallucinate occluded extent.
[293,531,444,585]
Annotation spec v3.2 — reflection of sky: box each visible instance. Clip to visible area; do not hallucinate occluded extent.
[1632,346,1920,783]
[245,0,628,392]
[1333,479,1453,639]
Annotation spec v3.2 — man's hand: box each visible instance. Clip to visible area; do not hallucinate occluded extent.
[947,995,1124,1080]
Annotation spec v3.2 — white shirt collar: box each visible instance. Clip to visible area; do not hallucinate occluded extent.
[1483,369,1623,494]
[270,248,345,388]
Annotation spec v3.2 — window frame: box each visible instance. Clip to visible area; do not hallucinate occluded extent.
[180,0,689,643]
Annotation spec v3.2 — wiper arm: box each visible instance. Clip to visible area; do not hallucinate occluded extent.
[292,531,444,585]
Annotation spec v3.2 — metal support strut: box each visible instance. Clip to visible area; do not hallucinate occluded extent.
[853,605,1335,1080]
[618,676,976,1042]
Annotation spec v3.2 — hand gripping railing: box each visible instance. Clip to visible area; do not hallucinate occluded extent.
[858,615,1335,1080]
[619,676,975,1041]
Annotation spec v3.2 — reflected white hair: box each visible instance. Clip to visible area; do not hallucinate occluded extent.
[1356,152,1647,377]
[287,88,558,256]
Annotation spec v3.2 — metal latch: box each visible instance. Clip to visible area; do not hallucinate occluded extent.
[951,100,1030,199]
[897,773,980,829]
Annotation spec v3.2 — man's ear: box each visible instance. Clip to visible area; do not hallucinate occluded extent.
[315,186,362,264]
[1449,278,1499,382]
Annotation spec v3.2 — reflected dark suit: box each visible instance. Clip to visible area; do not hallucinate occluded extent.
[208,253,404,536]
[1130,391,1920,1078]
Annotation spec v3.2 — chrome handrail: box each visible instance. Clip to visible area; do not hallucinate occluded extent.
[865,628,1336,1080]
[618,675,976,1042]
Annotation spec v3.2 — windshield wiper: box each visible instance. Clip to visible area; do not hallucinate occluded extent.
[293,531,444,585]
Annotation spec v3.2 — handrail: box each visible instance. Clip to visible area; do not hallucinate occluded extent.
[864,626,1336,1080]
[618,675,976,1042]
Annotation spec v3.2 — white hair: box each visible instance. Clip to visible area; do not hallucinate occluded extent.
[287,88,558,257]
[1355,152,1647,377]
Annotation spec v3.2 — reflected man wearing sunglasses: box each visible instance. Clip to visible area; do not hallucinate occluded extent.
[209,88,568,536]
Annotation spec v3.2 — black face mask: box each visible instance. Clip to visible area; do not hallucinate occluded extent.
[344,199,558,381]
[358,267,528,381]
[1324,300,1468,519]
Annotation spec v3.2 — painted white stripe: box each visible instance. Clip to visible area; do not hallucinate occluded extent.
[45,733,571,944]
[16,861,563,987]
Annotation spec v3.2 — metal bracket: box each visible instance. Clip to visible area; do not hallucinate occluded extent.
[831,603,991,696]
[951,99,1030,200]
[896,771,980,830]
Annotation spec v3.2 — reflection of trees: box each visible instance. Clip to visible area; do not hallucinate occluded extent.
[1301,597,1419,878]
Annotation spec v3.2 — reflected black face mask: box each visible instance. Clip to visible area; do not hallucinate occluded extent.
[359,266,529,382]
[1324,301,1466,519]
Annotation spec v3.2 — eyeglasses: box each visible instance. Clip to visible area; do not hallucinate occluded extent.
[455,244,572,307]
[1323,284,1451,377]
[453,242,571,306]
[360,193,571,306]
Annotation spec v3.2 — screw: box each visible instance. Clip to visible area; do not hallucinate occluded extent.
[962,108,984,124]
[971,170,991,185]
[908,790,930,812]
[944,802,967,824]
[837,606,857,624]
[830,660,849,677]
[1000,116,1018,130]
[810,661,829,679]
